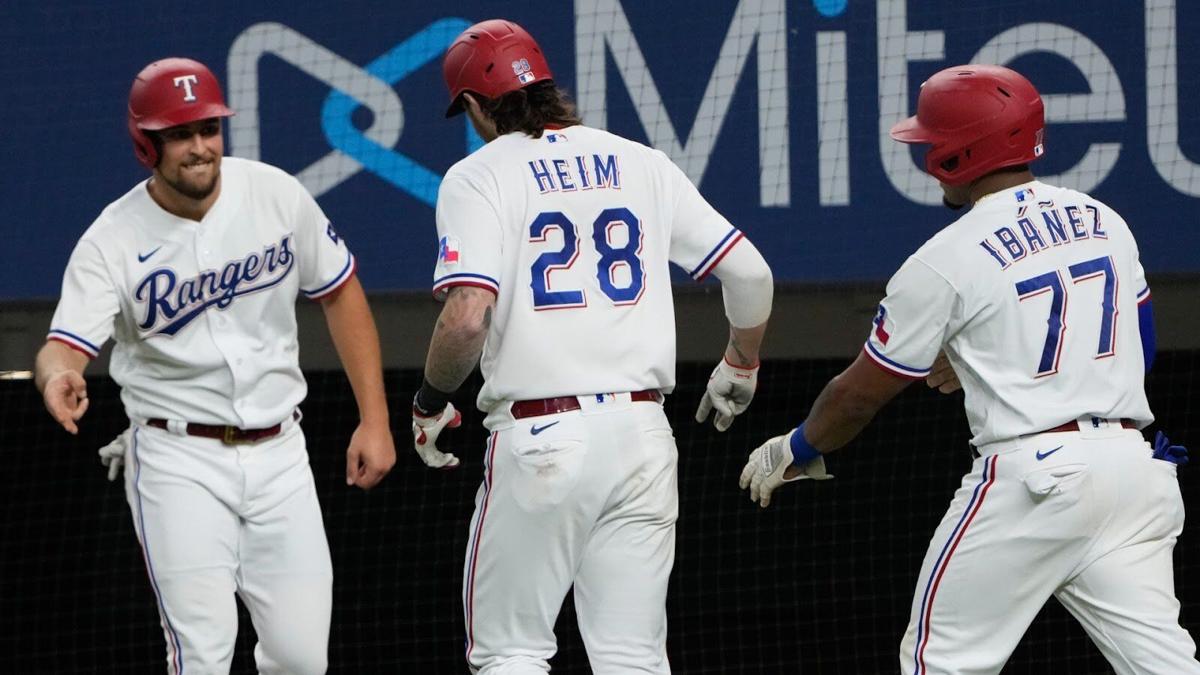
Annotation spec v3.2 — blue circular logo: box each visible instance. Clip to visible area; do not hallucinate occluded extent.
[813,0,848,18]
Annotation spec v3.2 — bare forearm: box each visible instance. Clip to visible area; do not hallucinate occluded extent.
[35,341,88,393]
[322,278,388,424]
[801,354,912,453]
[424,304,490,392]
[803,376,886,452]
[725,322,767,368]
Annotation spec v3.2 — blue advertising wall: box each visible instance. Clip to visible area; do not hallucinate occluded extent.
[2,0,1197,299]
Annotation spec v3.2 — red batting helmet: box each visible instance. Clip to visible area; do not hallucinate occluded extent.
[442,19,553,118]
[127,57,235,169]
[890,64,1045,186]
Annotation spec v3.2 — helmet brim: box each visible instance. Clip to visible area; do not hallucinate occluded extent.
[889,115,938,144]
[444,96,465,118]
[138,103,235,131]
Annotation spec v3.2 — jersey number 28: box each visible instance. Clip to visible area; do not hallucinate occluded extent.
[528,208,645,309]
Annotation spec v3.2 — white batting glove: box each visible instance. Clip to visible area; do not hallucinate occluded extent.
[695,358,759,432]
[412,403,462,469]
[739,431,833,508]
[98,430,129,482]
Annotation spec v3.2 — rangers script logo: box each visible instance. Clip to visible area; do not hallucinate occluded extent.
[135,235,295,336]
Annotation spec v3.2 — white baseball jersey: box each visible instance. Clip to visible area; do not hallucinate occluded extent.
[48,156,356,427]
[433,125,745,411]
[864,180,1153,445]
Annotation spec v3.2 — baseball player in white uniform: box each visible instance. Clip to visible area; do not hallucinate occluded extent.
[410,20,774,674]
[34,58,396,674]
[740,64,1198,674]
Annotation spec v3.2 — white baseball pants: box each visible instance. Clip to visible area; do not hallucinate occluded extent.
[900,423,1200,674]
[124,422,332,675]
[464,393,678,674]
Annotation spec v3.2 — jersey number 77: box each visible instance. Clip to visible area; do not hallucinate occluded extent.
[1015,255,1118,377]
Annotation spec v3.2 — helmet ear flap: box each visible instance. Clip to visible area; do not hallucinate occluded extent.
[128,115,158,169]
[936,147,970,178]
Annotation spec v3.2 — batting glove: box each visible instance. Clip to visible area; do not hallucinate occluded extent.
[695,358,759,432]
[739,430,833,508]
[1153,431,1189,467]
[98,430,129,482]
[412,402,462,469]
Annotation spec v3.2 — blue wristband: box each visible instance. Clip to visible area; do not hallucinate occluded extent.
[790,422,822,465]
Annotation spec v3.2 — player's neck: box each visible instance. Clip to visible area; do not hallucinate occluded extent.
[147,174,222,222]
[970,170,1036,205]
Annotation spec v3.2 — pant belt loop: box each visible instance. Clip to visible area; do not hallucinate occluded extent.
[278,409,301,434]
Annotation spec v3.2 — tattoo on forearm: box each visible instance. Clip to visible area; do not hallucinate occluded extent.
[426,355,476,392]
[730,338,752,366]
[426,291,491,392]
[728,331,754,367]
[426,325,481,391]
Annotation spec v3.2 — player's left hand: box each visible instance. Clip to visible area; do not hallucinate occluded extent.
[345,421,396,489]
[925,351,961,394]
[1153,431,1189,467]
[695,358,759,432]
[412,402,463,469]
[98,430,129,482]
[739,430,833,508]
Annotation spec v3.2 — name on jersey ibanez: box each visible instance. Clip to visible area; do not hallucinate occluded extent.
[978,190,1108,271]
[527,153,621,193]
[135,234,296,337]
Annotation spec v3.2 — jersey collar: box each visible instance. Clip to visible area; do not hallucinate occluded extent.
[975,179,1041,206]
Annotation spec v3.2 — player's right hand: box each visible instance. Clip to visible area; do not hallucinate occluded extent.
[412,402,463,469]
[739,431,833,508]
[43,369,89,435]
[695,358,759,432]
[98,430,129,482]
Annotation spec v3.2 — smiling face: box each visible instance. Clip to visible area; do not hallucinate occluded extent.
[153,117,224,201]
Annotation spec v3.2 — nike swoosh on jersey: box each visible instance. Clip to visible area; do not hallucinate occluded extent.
[1035,445,1063,461]
[530,421,560,435]
[137,246,163,263]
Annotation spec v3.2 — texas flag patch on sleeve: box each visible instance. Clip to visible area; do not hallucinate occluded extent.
[439,235,461,266]
[872,304,890,345]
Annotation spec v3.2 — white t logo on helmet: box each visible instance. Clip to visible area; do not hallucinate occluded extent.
[173,74,199,102]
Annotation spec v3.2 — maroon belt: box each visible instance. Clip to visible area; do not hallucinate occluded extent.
[1038,418,1137,434]
[145,411,298,444]
[510,390,663,419]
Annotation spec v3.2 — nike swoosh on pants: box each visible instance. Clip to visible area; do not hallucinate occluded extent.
[1036,446,1063,461]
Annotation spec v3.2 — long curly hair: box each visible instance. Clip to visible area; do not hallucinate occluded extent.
[477,81,583,138]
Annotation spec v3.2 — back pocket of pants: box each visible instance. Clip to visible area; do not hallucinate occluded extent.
[1021,463,1089,501]
[510,438,586,512]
